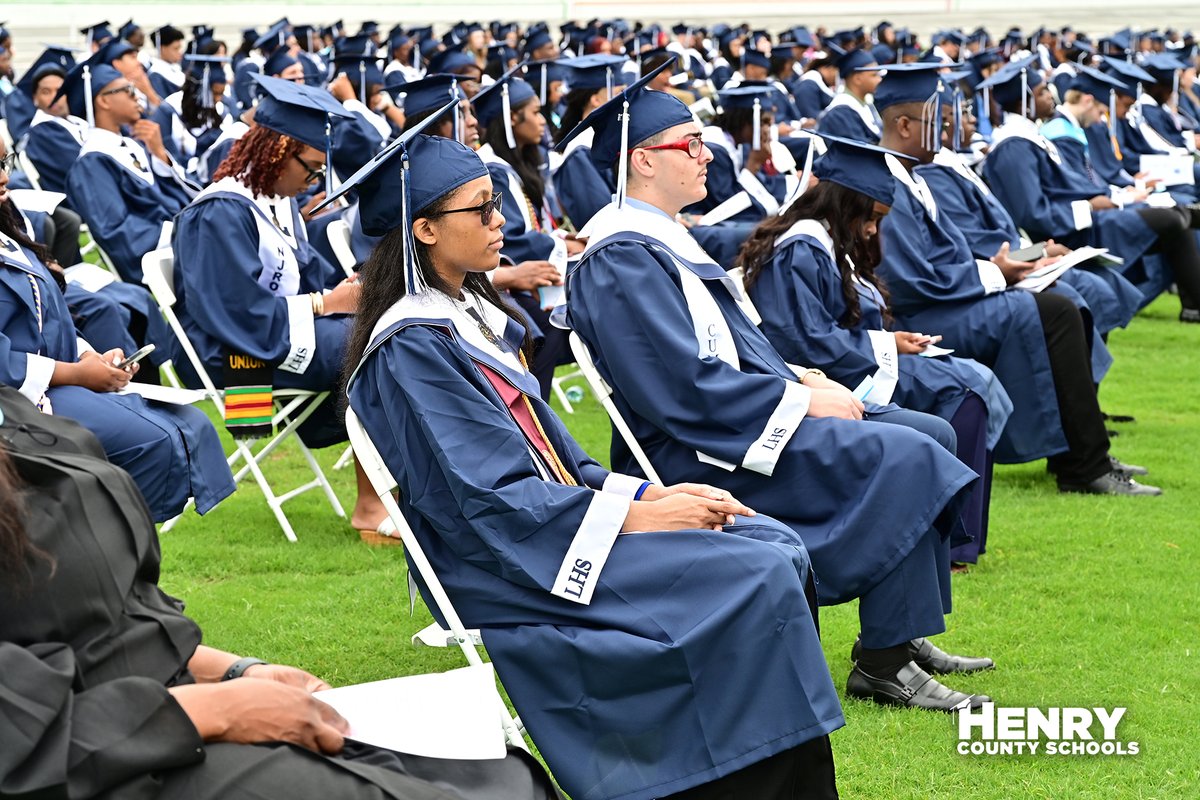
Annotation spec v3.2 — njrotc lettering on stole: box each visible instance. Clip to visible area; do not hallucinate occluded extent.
[269,246,287,292]
[561,559,593,598]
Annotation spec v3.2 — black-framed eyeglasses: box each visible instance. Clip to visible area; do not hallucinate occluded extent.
[100,83,138,98]
[0,152,18,173]
[426,193,504,226]
[293,155,327,183]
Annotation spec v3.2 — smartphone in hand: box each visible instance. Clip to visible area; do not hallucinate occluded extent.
[114,344,156,371]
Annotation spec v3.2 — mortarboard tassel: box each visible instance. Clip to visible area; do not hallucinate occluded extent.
[1108,89,1122,160]
[920,83,940,153]
[200,63,214,109]
[450,80,460,142]
[1020,67,1029,119]
[502,82,516,149]
[605,66,614,100]
[83,64,95,127]
[952,91,963,151]
[324,119,335,195]
[539,63,548,106]
[616,98,631,208]
[752,97,762,150]
[359,61,367,105]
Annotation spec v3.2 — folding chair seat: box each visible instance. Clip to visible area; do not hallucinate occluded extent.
[326,217,359,279]
[567,331,663,483]
[344,407,528,750]
[140,247,345,541]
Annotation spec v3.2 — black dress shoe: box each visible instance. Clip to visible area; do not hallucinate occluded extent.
[1101,411,1137,424]
[850,637,995,675]
[1180,308,1200,323]
[1108,455,1149,477]
[1059,470,1162,496]
[846,662,990,712]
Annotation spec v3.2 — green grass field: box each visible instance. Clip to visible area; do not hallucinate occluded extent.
[156,295,1199,799]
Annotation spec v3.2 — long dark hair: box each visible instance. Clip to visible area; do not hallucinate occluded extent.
[0,446,53,591]
[180,74,225,130]
[343,192,535,387]
[555,86,601,144]
[739,179,892,327]
[0,200,55,267]
[480,97,546,212]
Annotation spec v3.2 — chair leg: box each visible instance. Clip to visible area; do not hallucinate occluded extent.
[233,439,300,542]
[296,437,347,518]
[551,377,575,414]
[333,444,355,470]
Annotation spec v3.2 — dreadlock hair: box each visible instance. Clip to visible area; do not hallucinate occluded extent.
[480,95,546,212]
[739,179,891,328]
[343,190,535,388]
[213,125,305,196]
[180,73,225,130]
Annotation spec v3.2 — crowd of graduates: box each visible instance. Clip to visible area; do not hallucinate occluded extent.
[0,13,1195,800]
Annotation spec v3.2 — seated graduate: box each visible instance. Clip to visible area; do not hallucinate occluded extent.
[0,166,233,521]
[148,54,234,179]
[143,24,187,101]
[62,58,198,283]
[815,44,884,144]
[918,77,1142,361]
[792,52,839,123]
[0,404,559,800]
[97,34,165,115]
[474,69,584,400]
[561,64,995,712]
[738,134,1013,566]
[13,46,87,196]
[332,116,843,800]
[980,58,1200,324]
[327,36,400,149]
[171,76,389,540]
[1129,53,1200,155]
[873,63,1160,496]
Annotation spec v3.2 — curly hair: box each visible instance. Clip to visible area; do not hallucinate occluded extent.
[212,125,305,196]
[739,179,892,328]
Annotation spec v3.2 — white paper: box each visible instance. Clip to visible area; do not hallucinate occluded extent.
[118,383,207,405]
[1015,246,1108,293]
[8,189,67,214]
[696,191,753,226]
[314,664,508,761]
[1139,154,1195,186]
[918,344,955,358]
[63,262,117,293]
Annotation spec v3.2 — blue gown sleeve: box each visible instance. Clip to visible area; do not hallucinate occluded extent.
[488,164,556,263]
[66,156,167,283]
[172,199,300,365]
[552,149,613,230]
[750,239,882,384]
[816,105,877,143]
[23,123,83,195]
[981,140,1089,241]
[354,324,630,595]
[147,104,185,168]
[568,240,806,470]
[916,165,1019,258]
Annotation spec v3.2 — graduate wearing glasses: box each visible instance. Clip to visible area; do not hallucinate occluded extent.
[336,112,843,800]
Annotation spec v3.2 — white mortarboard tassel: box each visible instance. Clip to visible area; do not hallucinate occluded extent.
[605,66,614,100]
[324,119,335,195]
[502,81,516,149]
[539,63,548,105]
[200,62,214,109]
[752,97,762,150]
[615,98,631,208]
[920,80,942,153]
[450,79,460,142]
[1020,66,1029,119]
[82,64,95,127]
[1108,88,1121,158]
[359,61,367,105]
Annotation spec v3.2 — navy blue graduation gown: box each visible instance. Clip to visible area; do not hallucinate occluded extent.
[918,153,1141,338]
[816,96,881,144]
[66,131,194,283]
[22,112,86,196]
[0,237,233,519]
[566,200,976,605]
[1087,119,1140,182]
[171,178,349,446]
[2,89,37,143]
[349,290,843,800]
[479,145,558,264]
[681,137,774,223]
[877,168,1067,463]
[148,96,231,180]
[792,74,834,121]
[748,220,1012,449]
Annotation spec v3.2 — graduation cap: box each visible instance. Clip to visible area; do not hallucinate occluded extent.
[292,25,319,52]
[250,74,354,194]
[561,54,629,100]
[118,20,141,41]
[192,25,215,46]
[827,42,880,77]
[830,28,861,47]
[428,49,478,76]
[524,58,568,106]
[253,20,292,53]
[16,45,80,97]
[741,48,771,71]
[1140,53,1188,87]
[183,54,230,108]
[874,62,952,152]
[472,63,535,147]
[788,27,817,49]
[718,82,787,150]
[812,132,914,205]
[80,21,114,50]
[359,20,380,37]
[263,46,300,78]
[555,56,692,205]
[150,25,185,51]
[96,37,135,66]
[333,36,385,103]
[55,56,123,125]
[523,28,555,57]
[1069,63,1128,133]
[314,98,486,296]
[387,28,411,51]
[976,55,1041,117]
[1099,55,1154,97]
[392,73,469,139]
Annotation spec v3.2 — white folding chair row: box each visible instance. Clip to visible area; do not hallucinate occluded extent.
[567,331,663,484]
[344,406,528,750]
[141,248,345,541]
[327,217,358,279]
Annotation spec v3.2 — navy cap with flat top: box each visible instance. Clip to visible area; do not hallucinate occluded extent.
[813,133,915,206]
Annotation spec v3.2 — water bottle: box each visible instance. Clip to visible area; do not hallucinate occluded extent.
[564,386,585,404]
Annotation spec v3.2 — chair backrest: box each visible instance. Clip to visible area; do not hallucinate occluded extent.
[344,406,528,751]
[567,331,663,484]
[140,247,224,409]
[15,149,44,191]
[326,218,357,279]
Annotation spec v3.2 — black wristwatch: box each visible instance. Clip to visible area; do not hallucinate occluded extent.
[221,657,268,681]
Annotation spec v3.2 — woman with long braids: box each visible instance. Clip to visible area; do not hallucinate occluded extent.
[0,141,234,523]
[473,71,583,399]
[335,128,843,800]
[149,54,233,181]
[740,135,1012,565]
[171,75,389,540]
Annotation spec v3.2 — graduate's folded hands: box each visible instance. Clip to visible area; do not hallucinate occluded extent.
[621,490,753,533]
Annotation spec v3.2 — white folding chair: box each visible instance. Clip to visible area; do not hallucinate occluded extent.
[344,407,528,751]
[549,368,587,414]
[141,248,345,541]
[567,331,663,484]
[327,217,358,279]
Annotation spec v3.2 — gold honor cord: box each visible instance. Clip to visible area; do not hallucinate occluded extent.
[517,350,577,487]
